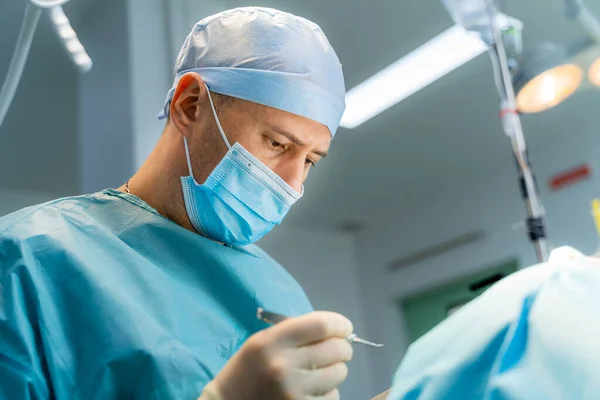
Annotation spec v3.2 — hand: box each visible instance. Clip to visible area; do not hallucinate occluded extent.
[207,311,354,400]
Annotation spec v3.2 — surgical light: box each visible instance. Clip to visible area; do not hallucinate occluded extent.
[512,0,600,113]
[513,43,583,113]
[589,57,600,86]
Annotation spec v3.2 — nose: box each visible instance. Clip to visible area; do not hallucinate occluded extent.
[274,158,304,193]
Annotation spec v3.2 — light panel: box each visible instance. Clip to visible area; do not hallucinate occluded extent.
[340,25,487,129]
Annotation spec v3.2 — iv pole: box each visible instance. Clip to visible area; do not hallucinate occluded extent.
[486,0,549,262]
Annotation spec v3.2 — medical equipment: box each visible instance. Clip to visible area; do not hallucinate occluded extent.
[256,308,384,348]
[593,199,600,232]
[590,199,600,257]
[591,199,600,250]
[0,0,92,129]
[441,0,549,262]
[513,0,600,113]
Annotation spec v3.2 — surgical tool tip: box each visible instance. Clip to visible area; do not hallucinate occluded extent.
[257,309,384,348]
[347,333,384,348]
[360,340,384,348]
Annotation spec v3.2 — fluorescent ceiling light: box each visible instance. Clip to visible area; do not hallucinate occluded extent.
[340,25,488,129]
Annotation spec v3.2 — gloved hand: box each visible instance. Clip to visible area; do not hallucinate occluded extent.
[203,311,354,400]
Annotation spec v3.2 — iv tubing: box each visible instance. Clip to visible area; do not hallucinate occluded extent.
[0,3,42,128]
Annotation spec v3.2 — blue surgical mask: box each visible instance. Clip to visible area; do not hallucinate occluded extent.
[181,87,302,246]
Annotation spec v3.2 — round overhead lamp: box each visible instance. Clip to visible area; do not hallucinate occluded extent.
[513,42,583,113]
[589,57,600,86]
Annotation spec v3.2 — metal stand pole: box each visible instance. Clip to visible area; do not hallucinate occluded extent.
[487,0,549,262]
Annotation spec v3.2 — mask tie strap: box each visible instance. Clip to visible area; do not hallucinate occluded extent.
[182,83,231,181]
[204,83,232,150]
[183,137,196,180]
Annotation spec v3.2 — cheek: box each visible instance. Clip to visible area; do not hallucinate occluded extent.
[186,140,224,183]
[231,130,262,152]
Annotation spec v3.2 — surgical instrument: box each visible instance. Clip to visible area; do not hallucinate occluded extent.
[256,308,384,348]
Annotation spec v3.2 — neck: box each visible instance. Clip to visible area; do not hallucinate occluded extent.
[119,129,196,233]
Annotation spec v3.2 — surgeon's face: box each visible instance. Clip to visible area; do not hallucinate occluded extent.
[170,73,332,193]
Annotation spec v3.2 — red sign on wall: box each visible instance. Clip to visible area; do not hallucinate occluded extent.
[549,164,591,191]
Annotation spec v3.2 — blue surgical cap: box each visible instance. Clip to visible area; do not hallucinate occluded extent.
[159,7,346,136]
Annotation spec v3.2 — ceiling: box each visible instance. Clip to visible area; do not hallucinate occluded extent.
[1,0,600,229]
[212,0,600,230]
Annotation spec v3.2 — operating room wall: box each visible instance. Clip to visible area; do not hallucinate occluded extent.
[0,187,55,217]
[77,0,174,193]
[354,122,600,393]
[259,225,374,400]
[126,0,173,169]
[77,0,134,193]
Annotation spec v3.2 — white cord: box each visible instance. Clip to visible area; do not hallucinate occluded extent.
[0,0,93,130]
[0,3,42,128]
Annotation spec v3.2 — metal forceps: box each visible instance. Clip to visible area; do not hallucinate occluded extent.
[257,308,384,348]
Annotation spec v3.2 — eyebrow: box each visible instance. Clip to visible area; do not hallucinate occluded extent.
[267,126,329,158]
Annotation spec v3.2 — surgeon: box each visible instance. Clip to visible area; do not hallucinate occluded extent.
[0,7,358,400]
[388,245,600,400]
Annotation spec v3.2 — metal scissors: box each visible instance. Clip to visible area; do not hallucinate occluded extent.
[257,308,384,348]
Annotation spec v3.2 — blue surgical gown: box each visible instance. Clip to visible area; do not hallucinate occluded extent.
[389,249,600,400]
[0,189,312,399]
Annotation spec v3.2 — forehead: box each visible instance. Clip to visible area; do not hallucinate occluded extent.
[227,97,332,148]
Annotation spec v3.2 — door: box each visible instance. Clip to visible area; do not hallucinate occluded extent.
[401,260,518,343]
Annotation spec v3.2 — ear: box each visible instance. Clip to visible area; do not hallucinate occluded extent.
[169,72,208,138]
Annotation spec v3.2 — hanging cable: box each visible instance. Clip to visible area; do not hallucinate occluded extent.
[0,3,42,128]
[0,0,92,130]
